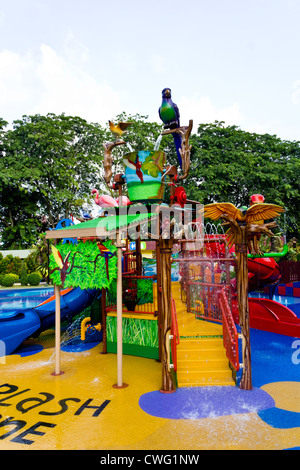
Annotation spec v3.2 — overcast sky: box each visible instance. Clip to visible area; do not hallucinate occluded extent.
[0,0,300,141]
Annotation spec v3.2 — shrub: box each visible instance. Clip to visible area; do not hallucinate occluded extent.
[1,274,16,287]
[20,262,28,286]
[0,254,22,276]
[27,272,41,286]
[0,274,5,285]
[10,273,19,283]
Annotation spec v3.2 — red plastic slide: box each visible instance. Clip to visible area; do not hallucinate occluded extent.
[247,257,300,337]
[248,297,300,337]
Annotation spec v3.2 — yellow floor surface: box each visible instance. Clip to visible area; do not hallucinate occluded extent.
[0,341,299,450]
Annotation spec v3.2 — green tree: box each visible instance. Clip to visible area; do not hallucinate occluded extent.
[0,254,22,276]
[0,184,41,248]
[187,122,300,237]
[1,113,106,228]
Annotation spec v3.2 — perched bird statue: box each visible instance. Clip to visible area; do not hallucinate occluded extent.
[96,241,116,280]
[204,202,284,224]
[204,201,284,254]
[108,121,133,140]
[123,153,144,183]
[158,88,182,168]
[204,198,284,390]
[51,245,72,287]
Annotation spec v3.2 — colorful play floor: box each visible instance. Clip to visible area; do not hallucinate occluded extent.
[0,281,300,450]
[0,321,299,450]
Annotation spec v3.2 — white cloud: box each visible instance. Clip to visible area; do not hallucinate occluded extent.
[0,49,36,107]
[149,54,166,74]
[292,80,300,105]
[177,95,242,129]
[34,44,122,124]
[0,42,122,125]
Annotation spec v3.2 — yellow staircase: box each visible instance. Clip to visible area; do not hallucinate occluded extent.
[171,282,235,387]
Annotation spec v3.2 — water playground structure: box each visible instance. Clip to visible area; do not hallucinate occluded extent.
[0,89,299,450]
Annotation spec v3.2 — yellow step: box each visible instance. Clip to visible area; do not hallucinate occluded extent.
[178,323,223,337]
[177,358,230,371]
[177,373,235,387]
[178,337,224,351]
[178,347,228,361]
[171,282,235,387]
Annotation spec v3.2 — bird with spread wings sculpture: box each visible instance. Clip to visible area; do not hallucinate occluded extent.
[108,121,133,140]
[204,198,284,390]
[204,201,284,255]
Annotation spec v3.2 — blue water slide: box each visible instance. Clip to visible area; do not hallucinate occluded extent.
[0,287,99,355]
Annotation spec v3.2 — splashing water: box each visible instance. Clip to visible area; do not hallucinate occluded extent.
[154,134,163,151]
[48,314,85,362]
[126,142,133,152]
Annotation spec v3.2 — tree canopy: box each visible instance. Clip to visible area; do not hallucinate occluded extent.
[187,122,300,238]
[0,114,299,248]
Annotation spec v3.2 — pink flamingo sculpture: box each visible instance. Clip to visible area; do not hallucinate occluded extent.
[116,196,131,206]
[92,189,131,207]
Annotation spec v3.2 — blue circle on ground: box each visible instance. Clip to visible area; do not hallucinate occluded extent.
[15,344,44,357]
[61,342,100,353]
[139,386,275,420]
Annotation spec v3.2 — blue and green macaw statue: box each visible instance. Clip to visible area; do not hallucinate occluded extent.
[158,88,182,168]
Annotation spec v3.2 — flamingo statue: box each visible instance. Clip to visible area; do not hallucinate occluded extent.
[116,196,131,206]
[91,189,131,207]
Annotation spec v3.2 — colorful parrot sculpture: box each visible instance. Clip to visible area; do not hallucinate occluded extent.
[51,245,72,286]
[158,88,182,168]
[96,242,116,280]
[123,153,144,183]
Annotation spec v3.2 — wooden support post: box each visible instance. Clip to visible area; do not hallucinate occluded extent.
[159,237,175,393]
[52,284,64,376]
[235,233,252,390]
[156,240,162,362]
[101,287,107,354]
[113,230,128,389]
[136,224,142,276]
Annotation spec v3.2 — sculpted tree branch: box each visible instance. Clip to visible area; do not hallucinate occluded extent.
[103,141,126,188]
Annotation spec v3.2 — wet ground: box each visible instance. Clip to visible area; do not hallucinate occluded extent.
[0,325,299,451]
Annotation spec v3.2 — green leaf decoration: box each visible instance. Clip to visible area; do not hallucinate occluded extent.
[49,240,117,289]
[137,278,153,305]
[141,152,164,178]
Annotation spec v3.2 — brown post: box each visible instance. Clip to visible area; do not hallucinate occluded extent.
[235,229,252,390]
[156,240,162,362]
[101,287,107,354]
[136,224,142,276]
[204,201,284,391]
[181,242,191,312]
[159,237,175,392]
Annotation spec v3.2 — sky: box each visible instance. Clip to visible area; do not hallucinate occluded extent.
[0,0,300,141]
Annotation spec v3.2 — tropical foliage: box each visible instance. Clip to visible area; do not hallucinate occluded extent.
[0,113,299,250]
[106,316,158,348]
[188,122,300,238]
[49,240,117,289]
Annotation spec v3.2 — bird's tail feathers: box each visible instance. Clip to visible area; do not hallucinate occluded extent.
[172,132,182,168]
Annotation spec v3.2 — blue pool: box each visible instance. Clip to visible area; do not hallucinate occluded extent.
[0,287,54,313]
